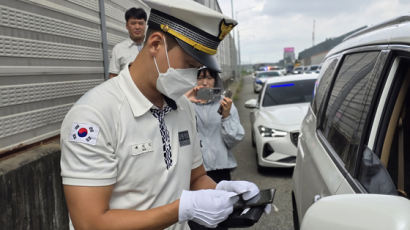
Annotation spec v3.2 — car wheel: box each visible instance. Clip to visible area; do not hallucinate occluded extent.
[255,152,267,173]
[292,192,300,230]
[257,162,267,173]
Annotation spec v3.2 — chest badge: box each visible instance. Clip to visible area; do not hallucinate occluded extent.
[178,130,191,147]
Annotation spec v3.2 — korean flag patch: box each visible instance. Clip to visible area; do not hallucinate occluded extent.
[69,122,100,145]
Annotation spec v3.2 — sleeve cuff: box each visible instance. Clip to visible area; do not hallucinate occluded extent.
[62,177,116,186]
[221,114,232,122]
[192,157,203,170]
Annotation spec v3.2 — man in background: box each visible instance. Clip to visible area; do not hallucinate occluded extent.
[109,7,147,78]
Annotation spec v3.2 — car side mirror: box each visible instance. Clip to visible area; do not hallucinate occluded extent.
[301,194,410,230]
[244,99,258,109]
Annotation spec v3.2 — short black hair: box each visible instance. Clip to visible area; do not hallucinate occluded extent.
[125,8,147,22]
[197,68,219,85]
[144,27,177,50]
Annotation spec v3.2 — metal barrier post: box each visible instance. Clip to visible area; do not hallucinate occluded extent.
[98,0,109,80]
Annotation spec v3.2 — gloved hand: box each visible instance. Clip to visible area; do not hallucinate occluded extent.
[179,189,239,228]
[216,181,271,214]
[216,180,259,200]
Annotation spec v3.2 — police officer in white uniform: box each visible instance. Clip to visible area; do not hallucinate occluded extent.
[109,7,147,78]
[60,0,261,229]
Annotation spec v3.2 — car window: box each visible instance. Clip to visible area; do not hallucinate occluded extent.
[310,66,319,71]
[257,72,281,78]
[365,56,410,196]
[312,58,339,114]
[319,52,380,174]
[262,79,316,107]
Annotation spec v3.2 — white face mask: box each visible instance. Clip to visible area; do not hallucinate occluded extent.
[154,38,198,101]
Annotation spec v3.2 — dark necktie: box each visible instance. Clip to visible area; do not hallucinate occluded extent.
[150,106,173,169]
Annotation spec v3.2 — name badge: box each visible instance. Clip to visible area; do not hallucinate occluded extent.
[179,130,191,147]
[131,141,153,156]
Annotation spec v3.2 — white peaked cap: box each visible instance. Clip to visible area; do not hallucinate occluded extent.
[143,0,238,72]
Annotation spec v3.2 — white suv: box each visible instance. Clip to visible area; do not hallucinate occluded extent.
[292,15,410,230]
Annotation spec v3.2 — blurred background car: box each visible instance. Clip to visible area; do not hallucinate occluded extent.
[245,73,318,170]
[253,70,283,93]
[257,66,267,71]
[293,66,304,74]
[304,65,321,74]
[279,68,287,75]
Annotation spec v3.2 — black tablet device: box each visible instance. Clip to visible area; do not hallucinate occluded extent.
[219,188,276,228]
[234,188,275,209]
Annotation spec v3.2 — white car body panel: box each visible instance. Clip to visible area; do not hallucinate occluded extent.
[257,104,308,130]
[292,108,351,222]
[301,194,410,230]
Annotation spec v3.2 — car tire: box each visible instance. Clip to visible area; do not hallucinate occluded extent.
[255,153,267,173]
[292,192,300,230]
[257,163,266,173]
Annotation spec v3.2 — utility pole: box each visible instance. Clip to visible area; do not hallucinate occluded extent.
[234,6,252,79]
[230,0,234,19]
[230,0,237,79]
[312,19,315,47]
[238,30,241,71]
[98,0,109,80]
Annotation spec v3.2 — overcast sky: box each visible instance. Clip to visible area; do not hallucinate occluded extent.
[217,0,410,64]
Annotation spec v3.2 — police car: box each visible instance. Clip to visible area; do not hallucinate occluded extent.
[292,15,410,230]
[253,70,283,93]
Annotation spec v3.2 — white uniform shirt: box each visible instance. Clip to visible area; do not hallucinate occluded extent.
[109,38,143,74]
[60,67,203,230]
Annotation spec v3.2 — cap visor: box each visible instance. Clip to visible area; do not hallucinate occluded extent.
[175,38,221,72]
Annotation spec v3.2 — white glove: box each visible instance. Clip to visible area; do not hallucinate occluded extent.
[179,189,239,228]
[216,180,259,200]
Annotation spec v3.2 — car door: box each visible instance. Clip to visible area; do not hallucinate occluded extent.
[346,49,410,198]
[292,56,341,223]
[323,50,391,195]
[294,49,389,222]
